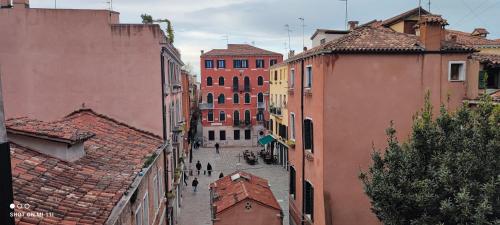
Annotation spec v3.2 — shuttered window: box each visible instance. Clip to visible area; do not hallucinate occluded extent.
[304,119,313,151]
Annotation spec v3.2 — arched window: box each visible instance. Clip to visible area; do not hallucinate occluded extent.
[219,76,224,86]
[220,111,226,121]
[233,111,240,125]
[304,119,314,152]
[218,94,225,104]
[257,93,263,103]
[257,76,264,86]
[244,93,250,104]
[208,110,214,122]
[233,93,239,104]
[244,76,250,91]
[274,71,278,81]
[244,110,251,124]
[257,110,264,121]
[233,77,239,91]
[207,77,213,86]
[207,93,213,104]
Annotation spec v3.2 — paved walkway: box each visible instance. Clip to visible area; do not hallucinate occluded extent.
[177,146,290,225]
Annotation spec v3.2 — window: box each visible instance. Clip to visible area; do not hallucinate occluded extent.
[290,69,295,88]
[233,77,239,91]
[290,113,296,140]
[269,119,274,133]
[257,93,264,103]
[205,60,213,68]
[207,77,213,86]
[135,205,143,225]
[304,119,313,151]
[220,111,226,121]
[234,130,240,140]
[143,193,149,225]
[220,130,226,141]
[218,94,225,104]
[290,167,296,199]
[320,38,326,45]
[257,76,264,86]
[233,59,248,68]
[207,93,213,104]
[208,130,215,140]
[403,20,417,34]
[274,71,278,81]
[233,93,239,104]
[305,181,314,221]
[306,66,312,88]
[153,175,159,211]
[256,59,265,68]
[270,59,278,66]
[244,110,251,124]
[257,111,264,121]
[244,76,250,91]
[157,169,163,205]
[244,93,251,104]
[208,110,214,122]
[217,60,225,68]
[233,111,240,125]
[219,77,225,86]
[244,129,251,140]
[449,61,466,81]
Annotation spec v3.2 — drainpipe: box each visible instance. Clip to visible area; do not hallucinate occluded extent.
[300,59,306,225]
[160,48,170,225]
[0,71,15,225]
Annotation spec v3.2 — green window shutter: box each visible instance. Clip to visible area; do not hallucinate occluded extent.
[479,71,487,89]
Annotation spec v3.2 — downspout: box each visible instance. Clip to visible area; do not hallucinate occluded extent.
[0,69,15,225]
[300,59,306,225]
[160,48,170,224]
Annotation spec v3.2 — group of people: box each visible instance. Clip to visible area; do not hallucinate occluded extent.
[184,143,223,192]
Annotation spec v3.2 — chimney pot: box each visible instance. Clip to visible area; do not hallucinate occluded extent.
[303,47,307,51]
[201,50,204,54]
[288,50,295,58]
[348,21,359,30]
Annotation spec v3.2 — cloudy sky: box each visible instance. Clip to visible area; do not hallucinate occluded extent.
[30,0,500,78]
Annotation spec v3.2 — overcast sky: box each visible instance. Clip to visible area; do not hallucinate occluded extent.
[30,0,500,78]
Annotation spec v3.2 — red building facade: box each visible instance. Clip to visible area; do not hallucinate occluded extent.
[200,44,282,146]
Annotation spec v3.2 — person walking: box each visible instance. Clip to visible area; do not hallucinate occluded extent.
[192,177,199,192]
[219,172,224,179]
[215,143,220,154]
[183,172,188,186]
[196,161,202,175]
[207,163,212,176]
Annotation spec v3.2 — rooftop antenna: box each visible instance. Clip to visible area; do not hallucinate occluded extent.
[298,17,305,49]
[418,0,422,16]
[428,0,431,12]
[54,0,56,8]
[339,0,348,30]
[222,34,229,46]
[107,0,113,11]
[285,24,292,51]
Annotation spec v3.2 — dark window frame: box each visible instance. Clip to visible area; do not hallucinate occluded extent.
[218,94,225,104]
[257,76,264,86]
[304,119,313,152]
[256,59,265,68]
[217,60,226,69]
[219,76,225,86]
[208,110,214,122]
[207,77,213,86]
[244,129,251,140]
[234,129,240,140]
[208,130,215,140]
[219,130,226,141]
[205,60,214,68]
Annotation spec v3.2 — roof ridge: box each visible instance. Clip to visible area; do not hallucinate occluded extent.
[65,108,162,140]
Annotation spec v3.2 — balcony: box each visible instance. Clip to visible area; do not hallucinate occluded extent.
[270,106,282,116]
[257,102,265,109]
[199,103,214,110]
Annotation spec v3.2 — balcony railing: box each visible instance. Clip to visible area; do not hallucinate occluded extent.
[199,103,214,109]
[257,102,265,109]
[270,106,282,116]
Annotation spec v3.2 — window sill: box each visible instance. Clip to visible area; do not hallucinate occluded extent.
[449,80,465,82]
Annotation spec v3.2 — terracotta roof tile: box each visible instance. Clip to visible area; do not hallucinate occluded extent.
[6,118,95,144]
[11,109,163,224]
[381,7,429,26]
[417,14,449,26]
[446,29,500,47]
[472,53,500,65]
[202,44,282,57]
[210,171,281,214]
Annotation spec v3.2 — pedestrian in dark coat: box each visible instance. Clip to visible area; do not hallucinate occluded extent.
[192,178,199,192]
[207,163,212,176]
[196,161,202,175]
[215,143,220,154]
[183,172,188,186]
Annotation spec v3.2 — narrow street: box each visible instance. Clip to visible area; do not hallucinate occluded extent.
[178,128,290,225]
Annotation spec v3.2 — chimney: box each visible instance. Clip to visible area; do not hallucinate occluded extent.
[303,47,307,51]
[1,0,11,8]
[288,50,295,58]
[471,28,489,38]
[201,50,204,55]
[417,15,448,51]
[348,21,359,31]
[12,0,28,8]
[6,118,94,162]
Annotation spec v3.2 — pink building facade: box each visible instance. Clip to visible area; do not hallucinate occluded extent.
[0,1,186,224]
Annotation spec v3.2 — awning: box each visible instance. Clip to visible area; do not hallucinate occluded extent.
[258,135,275,146]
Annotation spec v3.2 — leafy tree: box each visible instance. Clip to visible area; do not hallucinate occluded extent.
[141,14,153,24]
[165,19,174,43]
[359,93,499,225]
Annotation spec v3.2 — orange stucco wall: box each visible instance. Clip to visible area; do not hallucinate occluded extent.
[289,51,475,225]
[215,200,282,225]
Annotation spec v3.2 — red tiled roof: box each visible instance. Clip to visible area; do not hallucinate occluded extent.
[381,7,429,26]
[473,53,500,65]
[10,109,163,225]
[446,29,500,47]
[6,118,95,144]
[417,14,449,26]
[202,44,282,57]
[209,171,281,214]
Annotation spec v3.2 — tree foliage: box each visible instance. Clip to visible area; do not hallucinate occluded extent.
[165,19,174,44]
[141,14,153,24]
[360,93,500,225]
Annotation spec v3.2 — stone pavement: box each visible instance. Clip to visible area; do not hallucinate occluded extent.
[177,146,290,225]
